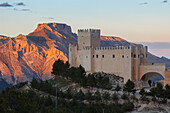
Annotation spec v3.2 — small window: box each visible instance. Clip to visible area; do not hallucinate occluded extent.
[127,56,128,58]
[134,54,136,58]
[146,54,148,58]
[86,56,88,58]
[96,55,98,58]
[93,55,94,58]
[122,55,124,58]
[113,54,115,58]
[102,55,104,58]
[140,54,144,58]
[83,42,85,44]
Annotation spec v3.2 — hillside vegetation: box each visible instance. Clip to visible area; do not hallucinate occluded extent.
[1,59,170,113]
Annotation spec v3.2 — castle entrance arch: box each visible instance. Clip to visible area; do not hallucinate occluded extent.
[140,72,164,87]
[139,64,165,87]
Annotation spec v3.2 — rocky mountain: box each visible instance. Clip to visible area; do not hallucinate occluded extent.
[0,23,76,85]
[0,22,170,87]
[147,52,170,67]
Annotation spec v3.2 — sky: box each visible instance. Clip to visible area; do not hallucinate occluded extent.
[0,0,170,57]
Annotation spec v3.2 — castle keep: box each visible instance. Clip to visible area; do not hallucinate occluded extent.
[69,29,168,86]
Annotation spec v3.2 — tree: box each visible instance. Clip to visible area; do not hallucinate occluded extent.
[139,88,146,97]
[122,102,134,111]
[123,79,135,95]
[74,89,85,100]
[155,83,164,99]
[165,84,170,99]
[93,90,101,101]
[151,96,157,104]
[121,93,128,100]
[52,59,69,76]
[115,85,121,94]
[85,90,92,100]
[103,92,110,100]
[65,88,72,99]
[31,77,38,89]
[112,93,119,102]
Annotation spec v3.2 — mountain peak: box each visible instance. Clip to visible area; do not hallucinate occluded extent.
[0,35,10,39]
[100,36,126,41]
[34,23,72,33]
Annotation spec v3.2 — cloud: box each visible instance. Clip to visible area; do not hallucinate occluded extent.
[42,17,55,20]
[139,2,148,5]
[0,2,13,7]
[16,2,25,6]
[162,0,168,3]
[14,8,31,12]
[21,9,30,11]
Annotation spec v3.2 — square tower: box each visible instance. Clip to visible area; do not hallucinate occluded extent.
[78,29,100,50]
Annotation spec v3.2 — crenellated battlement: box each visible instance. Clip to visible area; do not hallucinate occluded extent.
[82,46,131,51]
[78,29,100,33]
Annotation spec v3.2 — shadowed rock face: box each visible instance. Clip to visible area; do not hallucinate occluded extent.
[0,23,170,85]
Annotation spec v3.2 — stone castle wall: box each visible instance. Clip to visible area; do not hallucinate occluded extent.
[69,28,167,86]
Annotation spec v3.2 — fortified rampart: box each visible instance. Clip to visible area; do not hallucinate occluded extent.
[69,29,168,87]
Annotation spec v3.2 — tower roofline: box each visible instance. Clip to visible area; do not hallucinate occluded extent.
[78,29,100,33]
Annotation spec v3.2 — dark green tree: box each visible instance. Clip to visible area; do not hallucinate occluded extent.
[74,89,85,100]
[112,93,119,102]
[139,88,146,97]
[93,90,101,101]
[115,85,121,93]
[165,84,170,99]
[123,79,135,95]
[52,59,69,76]
[31,77,38,89]
[121,93,128,100]
[103,92,110,100]
[85,90,92,100]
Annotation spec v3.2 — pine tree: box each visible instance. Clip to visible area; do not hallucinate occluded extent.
[115,85,121,93]
[123,79,135,95]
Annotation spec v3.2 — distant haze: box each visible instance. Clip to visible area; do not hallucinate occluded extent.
[137,42,170,59]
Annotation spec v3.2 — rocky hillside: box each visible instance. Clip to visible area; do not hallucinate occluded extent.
[0,23,170,86]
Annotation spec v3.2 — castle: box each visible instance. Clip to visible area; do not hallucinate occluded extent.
[69,29,169,87]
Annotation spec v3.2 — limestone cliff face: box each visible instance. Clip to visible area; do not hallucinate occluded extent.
[0,23,77,85]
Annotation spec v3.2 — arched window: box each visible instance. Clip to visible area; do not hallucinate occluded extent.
[140,54,144,58]
[134,54,136,58]
[113,54,115,58]
[102,55,104,58]
[96,55,98,58]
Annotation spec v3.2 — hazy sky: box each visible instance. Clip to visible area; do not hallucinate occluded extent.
[0,0,169,41]
[0,0,170,58]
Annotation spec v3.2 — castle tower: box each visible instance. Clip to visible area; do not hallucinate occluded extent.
[131,45,148,83]
[78,29,100,50]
